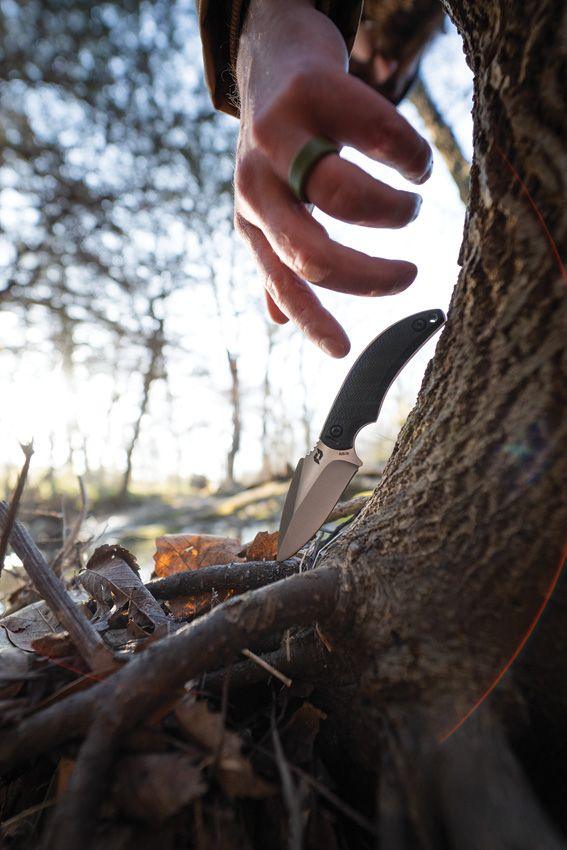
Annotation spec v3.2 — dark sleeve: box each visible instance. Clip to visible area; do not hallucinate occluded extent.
[197,0,364,117]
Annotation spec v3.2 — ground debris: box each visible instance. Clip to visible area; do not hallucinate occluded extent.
[81,544,170,637]
[152,533,243,617]
[0,530,367,850]
[112,753,207,823]
[239,530,279,561]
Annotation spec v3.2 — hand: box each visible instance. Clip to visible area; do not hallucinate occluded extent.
[234,0,433,357]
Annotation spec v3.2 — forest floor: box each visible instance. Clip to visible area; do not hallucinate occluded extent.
[0,469,380,848]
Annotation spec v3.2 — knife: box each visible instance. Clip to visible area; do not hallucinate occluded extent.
[277,309,446,561]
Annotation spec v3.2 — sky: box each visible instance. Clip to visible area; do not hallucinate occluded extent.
[0,18,473,488]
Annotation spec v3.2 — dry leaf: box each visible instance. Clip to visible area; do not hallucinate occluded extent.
[239,531,279,561]
[175,697,273,799]
[153,534,243,618]
[81,545,170,637]
[280,702,326,766]
[32,632,76,659]
[153,533,243,577]
[1,600,62,651]
[113,753,207,822]
[0,626,33,699]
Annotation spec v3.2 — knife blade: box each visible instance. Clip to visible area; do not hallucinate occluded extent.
[277,309,446,561]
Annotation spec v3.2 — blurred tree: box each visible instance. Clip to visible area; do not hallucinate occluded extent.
[0,0,237,497]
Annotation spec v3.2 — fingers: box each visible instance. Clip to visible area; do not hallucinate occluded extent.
[305,154,422,228]
[251,68,432,187]
[237,160,417,296]
[237,215,350,358]
[316,72,432,182]
[265,290,288,324]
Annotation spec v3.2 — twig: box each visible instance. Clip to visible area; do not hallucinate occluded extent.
[0,442,34,575]
[327,494,369,523]
[203,631,332,693]
[146,558,300,599]
[0,502,112,671]
[0,799,56,831]
[241,648,292,688]
[51,476,88,576]
[272,709,304,850]
[0,567,341,772]
[252,741,378,837]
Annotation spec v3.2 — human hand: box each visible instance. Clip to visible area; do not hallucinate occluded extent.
[234,0,433,357]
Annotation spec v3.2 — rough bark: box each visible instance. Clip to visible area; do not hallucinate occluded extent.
[319,0,567,778]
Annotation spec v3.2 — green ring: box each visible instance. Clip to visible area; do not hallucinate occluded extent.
[288,136,339,203]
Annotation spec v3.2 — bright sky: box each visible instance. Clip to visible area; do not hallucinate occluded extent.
[0,21,473,487]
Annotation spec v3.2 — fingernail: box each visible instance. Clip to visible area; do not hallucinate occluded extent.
[408,144,433,184]
[301,260,329,283]
[409,193,422,222]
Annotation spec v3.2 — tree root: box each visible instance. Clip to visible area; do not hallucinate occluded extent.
[202,629,333,693]
[0,566,341,774]
[146,558,300,599]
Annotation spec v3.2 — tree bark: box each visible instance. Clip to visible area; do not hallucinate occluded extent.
[318,0,567,778]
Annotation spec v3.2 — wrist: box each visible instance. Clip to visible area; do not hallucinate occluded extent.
[236,0,346,117]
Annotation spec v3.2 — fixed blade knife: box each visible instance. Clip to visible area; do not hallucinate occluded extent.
[277,309,446,561]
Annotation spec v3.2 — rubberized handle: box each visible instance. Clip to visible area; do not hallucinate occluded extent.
[319,309,445,450]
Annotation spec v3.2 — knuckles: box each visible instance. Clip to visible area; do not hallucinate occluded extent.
[250,69,318,156]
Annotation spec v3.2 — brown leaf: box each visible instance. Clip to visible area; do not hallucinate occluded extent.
[112,753,207,822]
[175,697,274,799]
[153,533,243,577]
[81,545,170,637]
[239,531,279,562]
[32,632,76,659]
[153,534,243,617]
[280,702,327,766]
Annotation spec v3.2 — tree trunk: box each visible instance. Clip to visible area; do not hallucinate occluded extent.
[225,349,241,488]
[316,0,567,834]
[118,319,164,501]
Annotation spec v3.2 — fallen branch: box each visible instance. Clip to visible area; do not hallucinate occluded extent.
[0,502,112,671]
[327,494,369,523]
[146,558,300,599]
[0,442,34,575]
[0,566,341,772]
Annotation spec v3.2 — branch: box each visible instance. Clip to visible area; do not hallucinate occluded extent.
[327,495,369,523]
[0,442,34,575]
[146,558,300,599]
[0,566,341,772]
[409,77,470,205]
[50,476,88,577]
[0,502,112,671]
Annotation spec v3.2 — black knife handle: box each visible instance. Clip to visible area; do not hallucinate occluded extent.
[319,309,445,451]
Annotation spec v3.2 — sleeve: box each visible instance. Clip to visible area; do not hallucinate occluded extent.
[196,0,363,118]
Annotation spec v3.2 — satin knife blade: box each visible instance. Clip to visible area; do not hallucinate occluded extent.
[277,309,446,561]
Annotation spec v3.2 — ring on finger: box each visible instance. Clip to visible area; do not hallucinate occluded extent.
[288,136,339,203]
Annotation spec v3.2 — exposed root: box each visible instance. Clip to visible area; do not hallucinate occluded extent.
[146,558,300,599]
[0,567,341,773]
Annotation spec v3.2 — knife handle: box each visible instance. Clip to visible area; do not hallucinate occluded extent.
[319,309,445,451]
